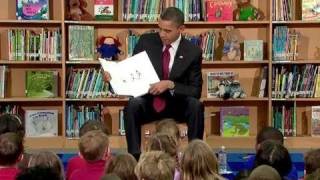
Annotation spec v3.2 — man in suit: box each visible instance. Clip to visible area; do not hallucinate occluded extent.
[104,7,204,160]
[125,7,204,160]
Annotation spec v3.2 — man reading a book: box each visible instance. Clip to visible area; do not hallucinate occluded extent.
[104,7,204,160]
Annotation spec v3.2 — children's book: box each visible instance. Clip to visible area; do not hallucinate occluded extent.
[244,40,263,61]
[94,0,114,20]
[311,106,320,136]
[207,71,236,98]
[206,0,233,21]
[302,0,320,21]
[25,70,58,98]
[68,25,95,61]
[16,0,49,20]
[220,106,250,137]
[25,110,58,137]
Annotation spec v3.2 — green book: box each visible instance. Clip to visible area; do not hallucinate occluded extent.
[244,40,263,61]
[220,106,250,137]
[25,70,58,98]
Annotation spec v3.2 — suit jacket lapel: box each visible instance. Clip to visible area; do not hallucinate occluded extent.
[169,38,186,79]
[150,34,163,79]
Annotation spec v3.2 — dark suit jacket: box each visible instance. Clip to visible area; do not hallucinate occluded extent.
[133,33,203,99]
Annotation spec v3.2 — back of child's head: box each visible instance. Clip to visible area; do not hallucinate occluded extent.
[101,173,122,180]
[256,127,284,145]
[146,133,177,157]
[234,169,251,180]
[0,132,23,166]
[305,168,320,180]
[79,130,109,162]
[79,120,109,137]
[155,119,180,142]
[254,140,292,177]
[0,114,25,138]
[305,148,320,174]
[28,151,64,180]
[106,153,138,180]
[16,166,61,180]
[135,151,175,180]
[248,165,281,180]
[181,139,220,180]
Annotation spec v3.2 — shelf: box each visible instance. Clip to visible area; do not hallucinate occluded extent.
[25,137,65,150]
[202,97,268,102]
[272,98,320,102]
[186,21,270,25]
[64,135,127,150]
[202,61,269,65]
[65,98,129,102]
[284,136,320,149]
[273,20,320,25]
[272,60,320,64]
[0,97,63,102]
[0,60,62,65]
[0,20,62,27]
[206,136,256,149]
[66,61,100,65]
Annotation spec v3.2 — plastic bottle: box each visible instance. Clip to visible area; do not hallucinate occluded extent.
[218,145,227,173]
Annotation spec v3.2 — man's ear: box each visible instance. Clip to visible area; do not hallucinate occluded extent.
[178,25,185,33]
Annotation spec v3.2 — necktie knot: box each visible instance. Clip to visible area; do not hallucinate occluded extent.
[165,44,171,51]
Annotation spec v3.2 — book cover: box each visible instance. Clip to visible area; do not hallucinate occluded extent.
[206,0,233,21]
[25,70,58,98]
[244,40,263,61]
[207,71,236,98]
[94,0,114,20]
[220,106,250,137]
[302,0,320,21]
[16,0,49,20]
[311,106,320,136]
[25,110,58,137]
[68,25,95,61]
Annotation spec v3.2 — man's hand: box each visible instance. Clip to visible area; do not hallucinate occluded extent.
[149,80,172,95]
[103,71,111,82]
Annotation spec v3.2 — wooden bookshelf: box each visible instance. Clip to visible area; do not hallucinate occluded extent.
[1,0,320,151]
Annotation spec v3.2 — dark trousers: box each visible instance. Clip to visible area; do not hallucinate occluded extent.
[124,94,204,156]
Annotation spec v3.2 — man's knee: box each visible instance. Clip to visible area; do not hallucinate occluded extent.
[126,97,145,111]
[186,97,203,112]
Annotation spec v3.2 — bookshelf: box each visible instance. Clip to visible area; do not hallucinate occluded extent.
[1,0,320,150]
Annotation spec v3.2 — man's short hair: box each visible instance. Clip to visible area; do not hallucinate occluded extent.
[134,151,175,180]
[79,120,109,137]
[0,114,25,138]
[160,7,184,26]
[0,132,24,166]
[256,127,284,145]
[79,130,109,162]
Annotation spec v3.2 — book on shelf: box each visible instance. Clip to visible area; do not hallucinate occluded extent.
[94,0,114,20]
[99,51,160,97]
[302,0,320,21]
[68,25,95,61]
[273,0,294,21]
[207,71,236,98]
[220,106,250,137]
[258,66,268,98]
[312,106,320,136]
[16,0,49,20]
[244,40,263,61]
[272,104,296,136]
[25,70,58,98]
[0,66,8,98]
[206,0,233,21]
[119,109,125,135]
[25,110,58,137]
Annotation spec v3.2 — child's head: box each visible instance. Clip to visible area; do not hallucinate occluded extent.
[79,130,109,162]
[28,151,64,180]
[248,165,281,180]
[256,127,283,150]
[101,173,122,180]
[0,114,25,138]
[135,151,176,180]
[254,140,292,177]
[0,132,24,166]
[146,133,177,157]
[16,166,61,180]
[106,153,138,180]
[79,120,109,137]
[181,140,219,180]
[155,119,180,142]
[304,148,320,174]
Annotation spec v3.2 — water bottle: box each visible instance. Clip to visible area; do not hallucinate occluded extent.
[218,145,227,173]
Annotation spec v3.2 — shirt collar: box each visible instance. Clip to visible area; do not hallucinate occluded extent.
[164,34,181,51]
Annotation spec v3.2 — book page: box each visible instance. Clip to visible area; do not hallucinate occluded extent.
[99,51,160,97]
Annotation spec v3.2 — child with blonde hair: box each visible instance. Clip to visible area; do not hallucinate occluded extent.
[181,140,224,180]
[105,153,138,180]
[28,151,64,180]
[70,130,111,180]
[135,151,176,180]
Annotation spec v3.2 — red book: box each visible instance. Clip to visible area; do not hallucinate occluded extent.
[206,0,233,21]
